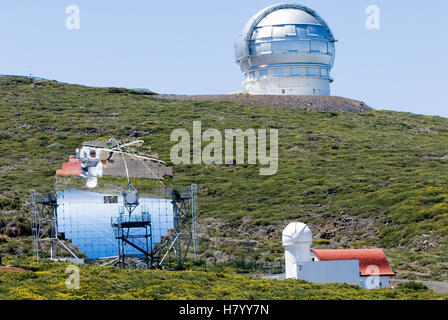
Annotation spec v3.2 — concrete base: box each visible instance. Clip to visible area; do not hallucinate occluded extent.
[243,77,331,96]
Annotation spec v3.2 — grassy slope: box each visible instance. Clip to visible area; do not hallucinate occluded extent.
[0,258,445,300]
[0,77,447,285]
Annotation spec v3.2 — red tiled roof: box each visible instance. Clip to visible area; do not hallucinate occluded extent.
[56,158,81,176]
[310,249,395,276]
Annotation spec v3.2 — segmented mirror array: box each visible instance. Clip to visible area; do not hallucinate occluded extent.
[56,190,173,259]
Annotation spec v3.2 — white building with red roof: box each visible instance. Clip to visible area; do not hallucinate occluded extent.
[311,248,395,289]
[282,222,394,289]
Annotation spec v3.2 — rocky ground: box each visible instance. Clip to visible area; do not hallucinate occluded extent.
[157,94,372,113]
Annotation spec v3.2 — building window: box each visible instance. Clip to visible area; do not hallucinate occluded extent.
[308,68,317,76]
[307,26,320,37]
[274,40,313,53]
[285,25,297,36]
[274,68,283,78]
[320,69,329,78]
[254,42,272,55]
[296,25,307,37]
[307,25,326,37]
[291,67,307,77]
[272,40,305,53]
[297,40,310,53]
[291,67,300,76]
[259,69,268,79]
[256,26,272,38]
[271,41,287,53]
[280,40,300,52]
[311,40,327,53]
[272,26,286,38]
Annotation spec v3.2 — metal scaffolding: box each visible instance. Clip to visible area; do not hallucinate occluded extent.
[111,189,153,269]
[30,190,79,262]
[153,184,198,270]
[191,184,199,260]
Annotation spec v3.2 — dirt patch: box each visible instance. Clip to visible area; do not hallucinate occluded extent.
[0,266,27,273]
[157,94,372,113]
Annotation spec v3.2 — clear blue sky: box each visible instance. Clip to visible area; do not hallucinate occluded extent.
[1,0,447,117]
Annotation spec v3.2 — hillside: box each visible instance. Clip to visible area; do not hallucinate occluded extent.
[0,76,447,284]
[0,257,445,300]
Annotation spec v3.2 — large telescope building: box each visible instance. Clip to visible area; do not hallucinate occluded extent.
[235,3,336,96]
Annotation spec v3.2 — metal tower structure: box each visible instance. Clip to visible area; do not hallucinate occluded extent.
[108,137,154,269]
[107,137,199,270]
[153,184,198,270]
[191,184,199,260]
[111,188,153,269]
[110,184,198,270]
[30,190,79,262]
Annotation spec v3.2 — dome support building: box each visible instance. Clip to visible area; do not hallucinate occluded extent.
[281,222,395,289]
[235,3,336,96]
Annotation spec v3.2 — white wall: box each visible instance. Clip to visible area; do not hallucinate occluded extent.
[243,77,331,95]
[284,244,311,279]
[297,260,360,285]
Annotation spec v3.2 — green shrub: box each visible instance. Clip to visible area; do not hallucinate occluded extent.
[398,281,428,291]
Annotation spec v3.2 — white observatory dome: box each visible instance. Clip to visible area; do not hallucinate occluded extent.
[282,222,312,246]
[235,3,336,96]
